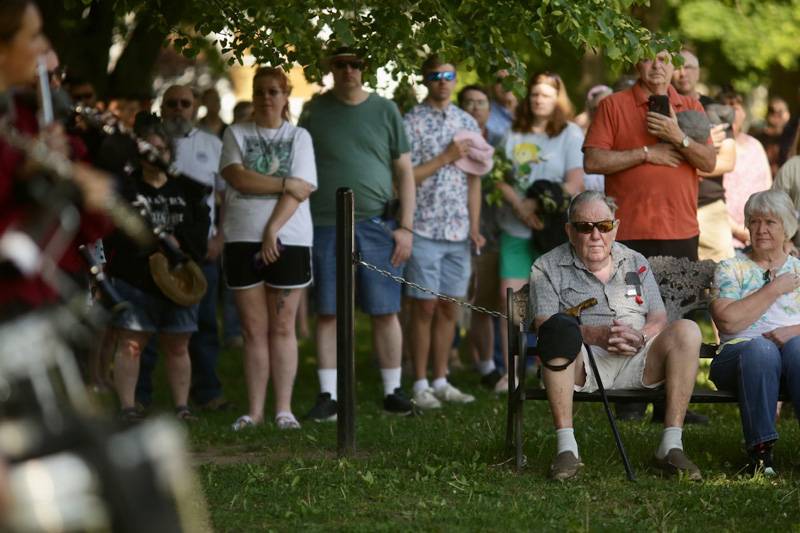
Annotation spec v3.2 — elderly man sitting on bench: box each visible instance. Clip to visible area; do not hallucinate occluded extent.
[531,190,703,481]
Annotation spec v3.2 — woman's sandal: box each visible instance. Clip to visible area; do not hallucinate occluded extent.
[119,407,144,424]
[275,412,301,430]
[231,415,256,431]
[174,405,198,422]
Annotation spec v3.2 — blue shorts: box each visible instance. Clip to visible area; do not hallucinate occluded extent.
[111,278,199,334]
[313,217,404,316]
[405,235,471,299]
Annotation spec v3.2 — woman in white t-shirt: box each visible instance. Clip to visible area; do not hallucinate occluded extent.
[495,71,585,390]
[220,67,317,431]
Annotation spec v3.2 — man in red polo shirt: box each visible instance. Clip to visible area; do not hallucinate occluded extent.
[583,50,716,424]
[584,50,716,260]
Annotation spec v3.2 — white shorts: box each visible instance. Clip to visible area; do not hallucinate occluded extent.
[576,337,664,393]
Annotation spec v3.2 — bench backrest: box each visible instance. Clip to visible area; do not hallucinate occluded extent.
[514,255,717,326]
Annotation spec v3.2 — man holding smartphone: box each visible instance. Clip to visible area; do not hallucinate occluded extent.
[583,50,715,259]
[582,50,716,423]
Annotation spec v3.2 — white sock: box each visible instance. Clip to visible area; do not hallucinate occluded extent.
[432,377,448,391]
[413,379,430,394]
[556,428,579,458]
[478,359,496,376]
[656,426,683,459]
[380,367,402,396]
[318,368,337,400]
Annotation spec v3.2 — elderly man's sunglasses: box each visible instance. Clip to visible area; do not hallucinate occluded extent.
[425,71,456,82]
[571,220,618,234]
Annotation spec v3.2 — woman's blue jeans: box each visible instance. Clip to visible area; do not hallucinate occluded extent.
[710,336,800,448]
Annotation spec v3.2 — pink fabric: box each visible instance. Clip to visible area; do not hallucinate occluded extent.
[453,130,494,175]
[724,133,772,248]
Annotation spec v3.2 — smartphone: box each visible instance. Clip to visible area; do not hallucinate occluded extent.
[648,94,670,117]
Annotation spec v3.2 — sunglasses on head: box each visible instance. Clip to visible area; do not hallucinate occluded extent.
[164,98,192,109]
[570,220,618,234]
[332,59,364,70]
[425,71,456,82]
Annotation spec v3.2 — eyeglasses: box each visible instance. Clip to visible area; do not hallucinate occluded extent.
[254,88,283,97]
[462,99,489,110]
[164,99,193,109]
[332,59,364,71]
[763,269,772,286]
[570,220,618,234]
[425,71,456,82]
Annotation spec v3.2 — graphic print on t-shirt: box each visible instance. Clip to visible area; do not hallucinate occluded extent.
[237,136,294,199]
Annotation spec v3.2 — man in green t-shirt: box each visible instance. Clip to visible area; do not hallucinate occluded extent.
[299,46,416,419]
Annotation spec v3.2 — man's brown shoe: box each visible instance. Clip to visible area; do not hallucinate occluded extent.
[549,451,584,481]
[653,448,702,481]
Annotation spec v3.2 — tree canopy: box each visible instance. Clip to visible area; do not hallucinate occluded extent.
[39,1,800,105]
[184,0,678,84]
[42,0,678,99]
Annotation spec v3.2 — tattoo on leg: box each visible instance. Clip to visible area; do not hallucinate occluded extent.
[276,289,291,314]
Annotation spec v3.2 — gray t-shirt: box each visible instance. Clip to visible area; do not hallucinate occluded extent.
[499,122,584,238]
[530,242,665,331]
[299,91,410,226]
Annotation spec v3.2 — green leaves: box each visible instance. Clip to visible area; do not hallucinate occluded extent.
[159,0,675,85]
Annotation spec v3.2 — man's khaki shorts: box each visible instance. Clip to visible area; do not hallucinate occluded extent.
[575,337,664,393]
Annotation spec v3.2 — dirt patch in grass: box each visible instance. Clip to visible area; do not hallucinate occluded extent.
[193,445,344,466]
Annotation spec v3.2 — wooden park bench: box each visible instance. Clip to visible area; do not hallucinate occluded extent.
[503,255,782,469]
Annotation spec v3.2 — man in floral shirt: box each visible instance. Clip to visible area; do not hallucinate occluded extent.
[404,54,486,409]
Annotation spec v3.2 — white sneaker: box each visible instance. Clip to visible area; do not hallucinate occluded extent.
[494,374,509,394]
[493,374,518,394]
[434,383,475,404]
[413,388,442,409]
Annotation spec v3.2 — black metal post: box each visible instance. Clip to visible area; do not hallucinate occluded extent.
[336,188,356,456]
[505,287,515,452]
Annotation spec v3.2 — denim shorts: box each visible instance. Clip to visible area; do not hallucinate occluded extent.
[111,278,199,334]
[313,217,404,316]
[405,234,471,299]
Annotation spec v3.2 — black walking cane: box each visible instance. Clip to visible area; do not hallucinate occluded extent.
[566,299,637,481]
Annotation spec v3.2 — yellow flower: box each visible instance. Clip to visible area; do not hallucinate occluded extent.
[513,142,541,165]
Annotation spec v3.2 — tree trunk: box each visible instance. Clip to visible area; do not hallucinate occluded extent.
[39,0,116,97]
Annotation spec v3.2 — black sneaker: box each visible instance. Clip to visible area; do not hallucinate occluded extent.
[480,369,503,389]
[305,392,338,422]
[383,388,414,416]
[747,444,777,477]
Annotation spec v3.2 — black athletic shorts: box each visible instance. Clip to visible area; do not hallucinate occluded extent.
[223,241,313,289]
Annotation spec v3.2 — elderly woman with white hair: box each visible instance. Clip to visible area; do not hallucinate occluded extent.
[710,189,800,477]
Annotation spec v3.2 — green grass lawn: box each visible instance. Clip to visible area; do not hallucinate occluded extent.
[151,315,800,532]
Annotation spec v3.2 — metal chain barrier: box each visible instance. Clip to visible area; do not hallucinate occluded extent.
[354,254,508,320]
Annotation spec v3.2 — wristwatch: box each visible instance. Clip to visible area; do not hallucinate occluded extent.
[680,135,690,148]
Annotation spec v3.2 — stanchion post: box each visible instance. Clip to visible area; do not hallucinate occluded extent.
[336,188,356,456]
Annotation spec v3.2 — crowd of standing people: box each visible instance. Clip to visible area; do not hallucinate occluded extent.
[5,0,800,480]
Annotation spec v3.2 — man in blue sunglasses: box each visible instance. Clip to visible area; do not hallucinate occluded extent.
[403,54,487,409]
